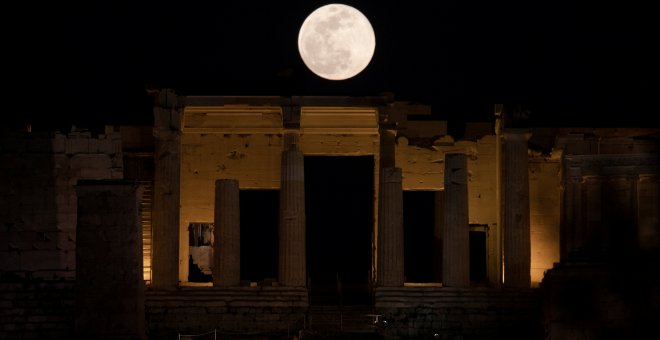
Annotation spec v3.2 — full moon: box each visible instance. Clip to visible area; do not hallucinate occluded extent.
[298,4,376,81]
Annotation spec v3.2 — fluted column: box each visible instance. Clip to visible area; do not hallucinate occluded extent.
[442,153,470,287]
[377,167,404,286]
[278,131,306,286]
[213,179,240,286]
[502,130,531,288]
[151,89,181,290]
[561,171,583,261]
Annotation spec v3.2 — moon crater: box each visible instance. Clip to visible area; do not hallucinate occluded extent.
[298,4,376,80]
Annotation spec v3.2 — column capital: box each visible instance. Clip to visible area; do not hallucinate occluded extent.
[282,129,301,151]
[282,105,301,129]
[380,167,402,183]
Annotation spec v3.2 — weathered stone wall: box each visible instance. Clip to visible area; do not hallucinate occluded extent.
[0,281,74,339]
[541,133,660,339]
[145,287,308,340]
[0,131,122,338]
[375,287,543,339]
[0,131,122,280]
[541,262,660,340]
[75,181,146,339]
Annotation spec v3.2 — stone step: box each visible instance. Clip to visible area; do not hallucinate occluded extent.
[307,305,378,334]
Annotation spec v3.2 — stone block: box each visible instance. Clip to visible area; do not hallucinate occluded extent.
[65,138,88,154]
[20,250,70,271]
[79,167,111,179]
[97,138,114,154]
[70,154,112,170]
[110,167,124,179]
[26,135,52,153]
[1,134,26,153]
[0,251,21,271]
[51,133,66,153]
[87,139,99,153]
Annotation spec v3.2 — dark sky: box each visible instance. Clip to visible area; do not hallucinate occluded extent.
[8,1,656,130]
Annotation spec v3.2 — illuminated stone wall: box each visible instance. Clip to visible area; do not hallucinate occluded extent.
[180,133,283,282]
[178,107,568,287]
[395,136,498,225]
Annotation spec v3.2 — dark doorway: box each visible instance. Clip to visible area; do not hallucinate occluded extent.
[240,189,279,283]
[403,191,436,283]
[305,156,374,306]
[469,225,488,284]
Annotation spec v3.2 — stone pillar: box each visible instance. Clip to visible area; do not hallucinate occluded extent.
[502,130,531,288]
[561,170,583,261]
[377,167,404,286]
[75,180,146,340]
[151,89,181,289]
[278,131,306,286]
[213,179,240,286]
[442,153,470,287]
[638,175,660,251]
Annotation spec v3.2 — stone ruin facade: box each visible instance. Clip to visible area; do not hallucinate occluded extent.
[1,89,659,339]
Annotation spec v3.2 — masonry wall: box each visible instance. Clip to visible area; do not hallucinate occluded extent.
[0,130,122,339]
[145,287,307,340]
[375,287,543,339]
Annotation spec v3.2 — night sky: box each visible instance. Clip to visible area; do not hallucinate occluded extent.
[7,1,656,131]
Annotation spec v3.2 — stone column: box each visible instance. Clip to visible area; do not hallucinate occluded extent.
[561,170,583,261]
[442,153,470,287]
[377,167,404,286]
[278,131,306,286]
[502,130,531,288]
[151,89,181,290]
[75,180,146,340]
[638,175,660,251]
[213,179,240,286]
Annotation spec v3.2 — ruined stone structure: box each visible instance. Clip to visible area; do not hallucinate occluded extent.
[1,90,659,339]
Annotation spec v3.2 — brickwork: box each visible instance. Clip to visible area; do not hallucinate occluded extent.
[0,281,74,339]
[145,287,308,340]
[0,131,122,339]
[1,131,122,280]
[75,181,146,339]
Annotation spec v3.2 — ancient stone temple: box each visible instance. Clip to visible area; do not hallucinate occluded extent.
[1,89,659,339]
